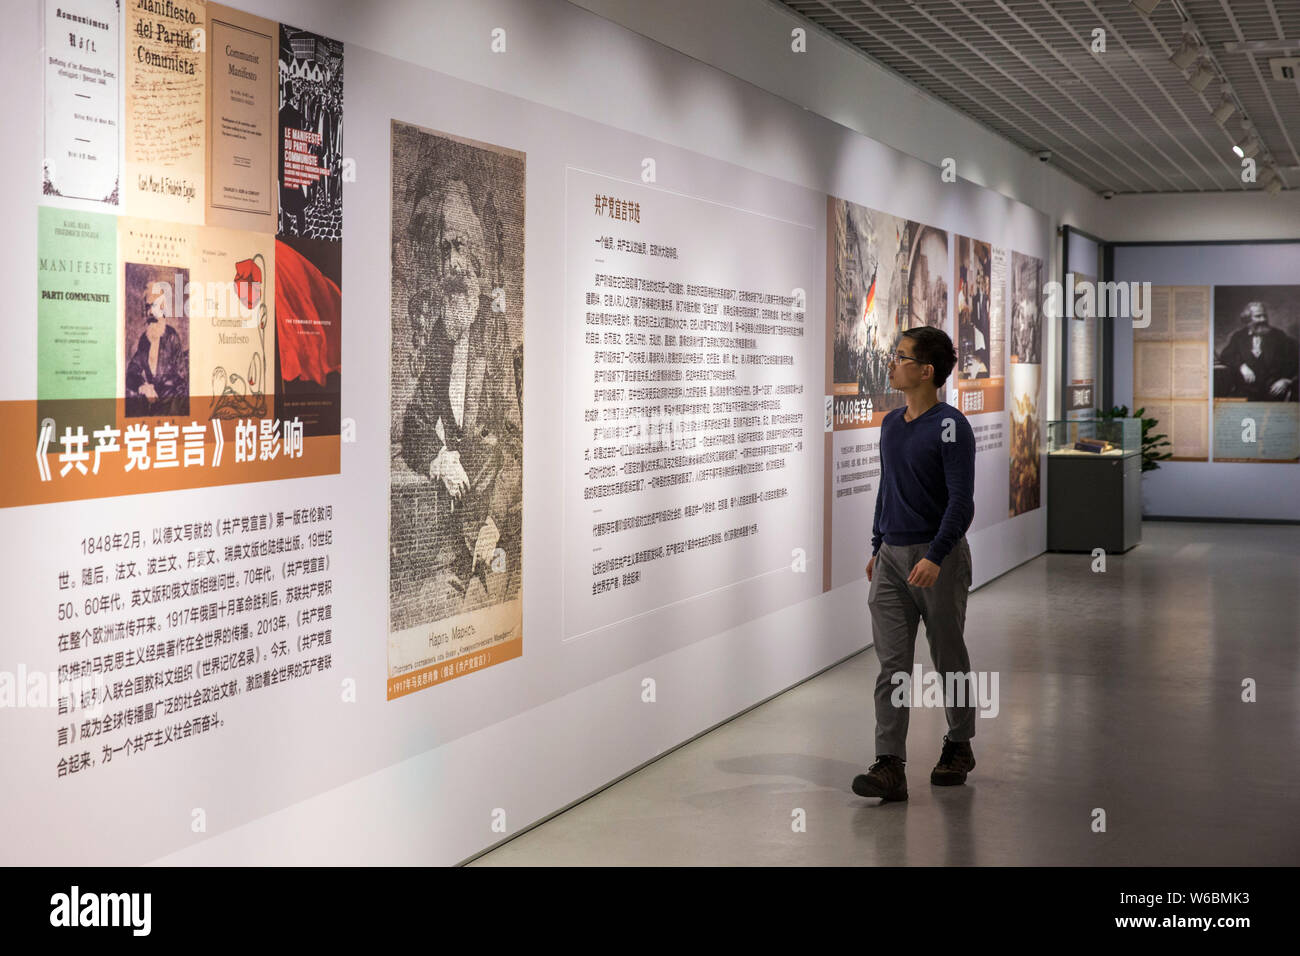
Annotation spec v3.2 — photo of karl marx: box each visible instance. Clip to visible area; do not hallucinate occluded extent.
[125,268,190,418]
[399,178,523,605]
[1217,300,1299,403]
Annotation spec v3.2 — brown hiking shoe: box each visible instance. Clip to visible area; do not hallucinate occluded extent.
[930,735,975,785]
[852,755,908,801]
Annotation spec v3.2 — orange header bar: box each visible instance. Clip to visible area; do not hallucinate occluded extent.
[2,398,340,509]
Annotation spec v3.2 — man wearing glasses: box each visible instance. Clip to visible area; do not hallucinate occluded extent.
[852,326,977,802]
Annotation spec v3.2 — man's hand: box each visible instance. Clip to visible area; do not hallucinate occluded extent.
[139,383,157,401]
[865,554,875,582]
[907,557,940,588]
[430,447,469,500]
[1269,377,1292,398]
[1239,363,1256,384]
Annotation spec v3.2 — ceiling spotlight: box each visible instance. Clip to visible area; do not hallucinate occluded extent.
[1233,134,1259,159]
[1265,178,1283,196]
[1188,61,1215,91]
[1170,35,1200,70]
[1131,0,1163,15]
[1101,190,1116,200]
[1211,96,1237,124]
[1259,165,1278,186]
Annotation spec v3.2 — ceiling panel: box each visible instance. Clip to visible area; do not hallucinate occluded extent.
[778,0,1297,194]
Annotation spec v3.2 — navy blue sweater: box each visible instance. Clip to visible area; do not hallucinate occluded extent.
[870,401,975,566]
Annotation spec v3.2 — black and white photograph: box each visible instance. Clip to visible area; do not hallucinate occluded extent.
[955,235,992,379]
[1009,249,1041,365]
[1212,285,1300,403]
[388,120,524,694]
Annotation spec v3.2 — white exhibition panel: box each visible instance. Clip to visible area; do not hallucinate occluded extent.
[560,165,823,642]
[0,0,1053,865]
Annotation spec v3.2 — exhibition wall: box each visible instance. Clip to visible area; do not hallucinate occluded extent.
[2,0,1054,865]
[1112,242,1300,522]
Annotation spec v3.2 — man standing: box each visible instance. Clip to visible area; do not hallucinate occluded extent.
[1219,301,1299,402]
[852,325,976,802]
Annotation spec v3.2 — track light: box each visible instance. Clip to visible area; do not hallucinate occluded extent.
[1170,35,1200,70]
[1212,96,1236,124]
[1188,60,1215,91]
[1259,165,1278,185]
[1131,0,1163,15]
[1265,178,1282,196]
[1233,134,1259,159]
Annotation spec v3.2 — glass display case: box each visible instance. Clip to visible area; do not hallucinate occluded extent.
[1047,417,1143,553]
[1046,417,1141,457]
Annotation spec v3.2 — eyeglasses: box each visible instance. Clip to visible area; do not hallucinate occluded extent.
[888,350,929,367]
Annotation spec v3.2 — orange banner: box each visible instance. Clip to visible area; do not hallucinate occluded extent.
[2,397,340,509]
[387,638,523,700]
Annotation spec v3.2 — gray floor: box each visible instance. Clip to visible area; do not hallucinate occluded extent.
[471,522,1300,865]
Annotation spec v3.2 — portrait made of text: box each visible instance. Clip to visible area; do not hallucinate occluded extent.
[388,121,524,697]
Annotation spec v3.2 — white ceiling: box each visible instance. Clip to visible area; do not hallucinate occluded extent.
[777,0,1300,194]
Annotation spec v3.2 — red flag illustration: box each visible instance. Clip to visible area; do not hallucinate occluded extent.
[275,240,341,387]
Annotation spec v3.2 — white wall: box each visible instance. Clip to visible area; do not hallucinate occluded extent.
[1094,191,1300,243]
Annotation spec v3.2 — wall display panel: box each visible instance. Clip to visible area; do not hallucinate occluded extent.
[2,1,345,865]
[964,244,1010,536]
[1067,273,1097,413]
[388,121,525,697]
[1111,242,1300,520]
[1133,285,1209,461]
[13,8,344,512]
[42,0,121,207]
[1009,251,1043,517]
[953,235,1004,416]
[561,167,819,640]
[1211,285,1300,463]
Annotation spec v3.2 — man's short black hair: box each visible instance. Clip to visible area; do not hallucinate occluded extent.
[900,326,957,387]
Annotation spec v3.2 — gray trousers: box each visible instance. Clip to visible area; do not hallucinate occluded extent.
[868,537,974,761]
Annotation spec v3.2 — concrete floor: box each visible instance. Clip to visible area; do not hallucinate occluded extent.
[471,522,1300,865]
